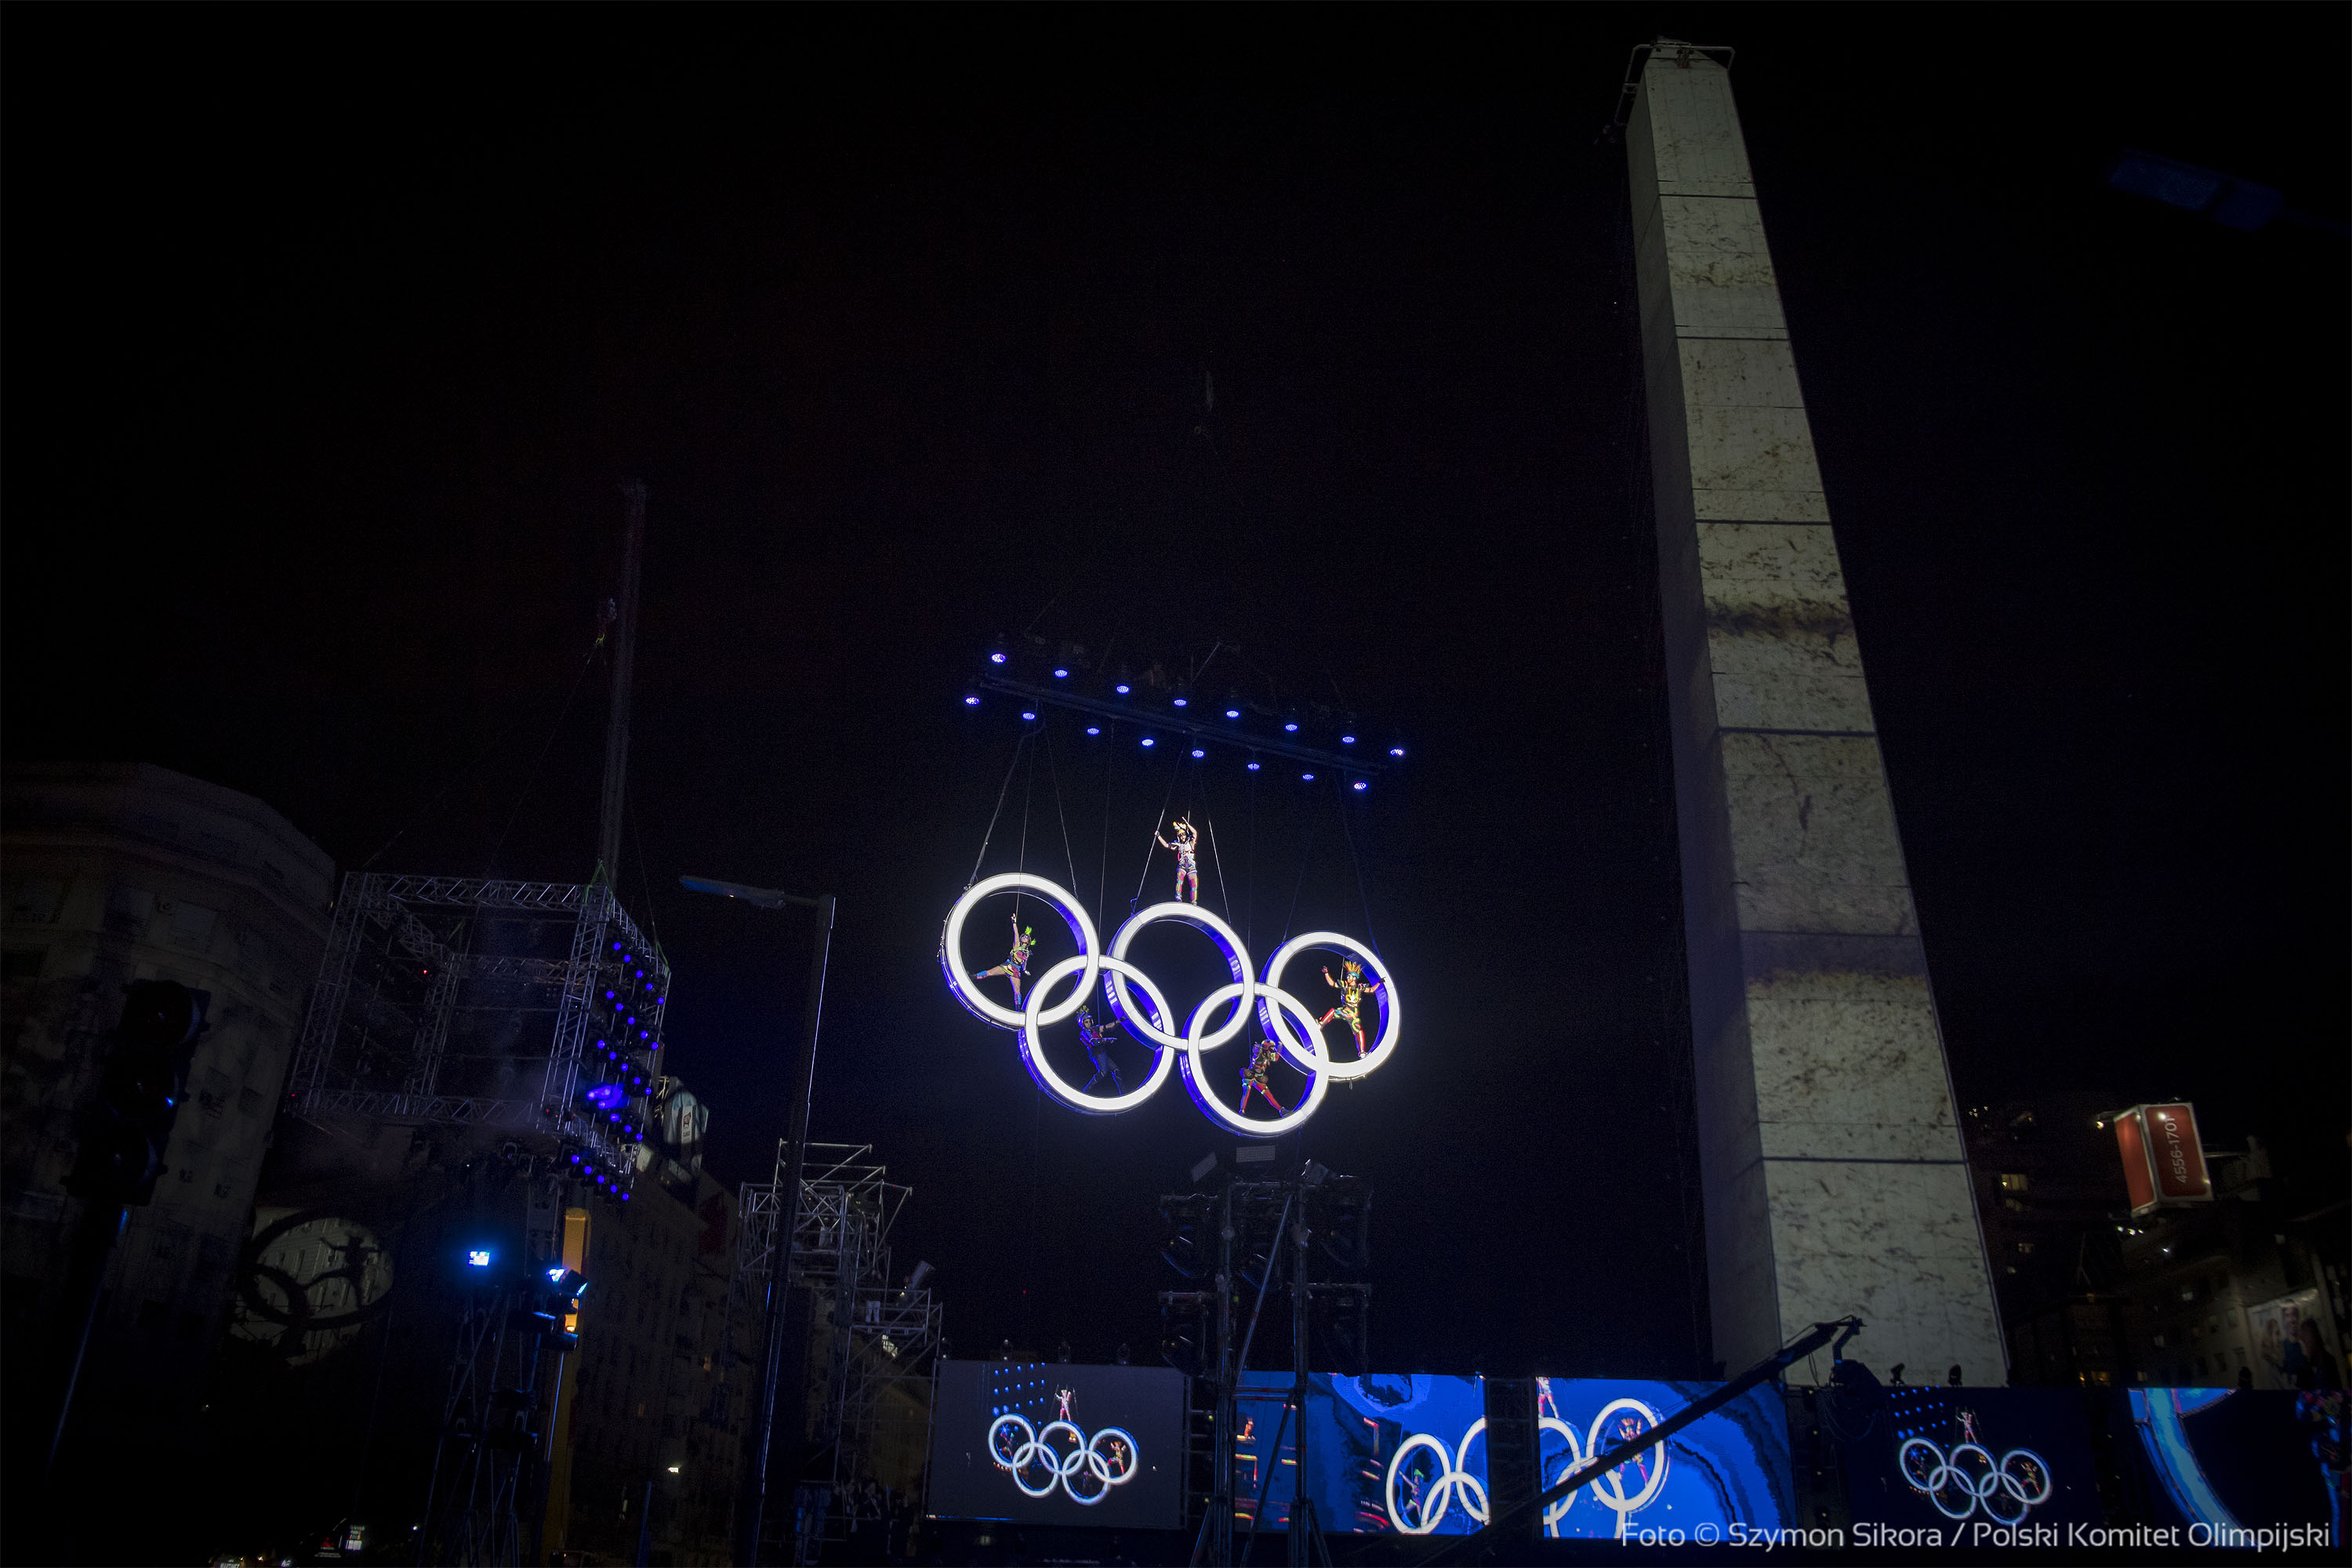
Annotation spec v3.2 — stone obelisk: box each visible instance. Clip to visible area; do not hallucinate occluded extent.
[1627,42,2005,1385]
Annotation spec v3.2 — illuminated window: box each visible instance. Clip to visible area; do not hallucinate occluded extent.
[1998,1172,2030,1194]
[2014,1240,2034,1254]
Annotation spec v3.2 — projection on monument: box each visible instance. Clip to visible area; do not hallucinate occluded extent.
[1234,1373,1792,1540]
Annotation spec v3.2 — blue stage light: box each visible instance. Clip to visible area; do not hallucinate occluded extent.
[990,652,1007,664]
[1390,746,1406,757]
[1085,725,1101,736]
[569,1152,582,1163]
[1301,771,1316,781]
[1141,737,1156,748]
[609,1112,622,1123]
[612,942,622,952]
[1020,710,1037,721]
[1173,697,1188,708]
[1352,780,1369,792]
[1284,722,1299,733]
[621,1192,631,1202]
[964,695,980,706]
[1116,684,1131,695]
[586,1083,626,1110]
[1247,760,1261,771]
[1225,709,1240,719]
[467,1248,492,1268]
[1188,748,1202,758]
[1053,668,1069,678]
[1341,735,1356,745]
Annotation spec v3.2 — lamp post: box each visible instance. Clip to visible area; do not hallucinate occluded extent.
[681,875,836,1568]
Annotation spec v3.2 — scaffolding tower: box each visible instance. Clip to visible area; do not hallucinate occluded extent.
[288,872,670,1186]
[737,1142,944,1558]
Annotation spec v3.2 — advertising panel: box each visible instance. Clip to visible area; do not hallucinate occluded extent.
[1841,1387,2103,1535]
[927,1360,1185,1528]
[1236,1372,1791,1541]
[2114,1102,2212,1213]
[2248,1290,2343,1392]
[2120,1388,2345,1547]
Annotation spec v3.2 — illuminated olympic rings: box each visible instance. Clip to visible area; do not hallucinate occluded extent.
[1384,1401,1671,1540]
[940,872,1400,1134]
[1897,1438,2052,1523]
[986,1413,1141,1504]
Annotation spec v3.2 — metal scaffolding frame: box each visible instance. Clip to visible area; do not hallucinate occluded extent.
[288,872,670,1177]
[737,1142,943,1555]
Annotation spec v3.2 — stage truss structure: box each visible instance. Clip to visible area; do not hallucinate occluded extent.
[738,1142,943,1559]
[288,873,672,1186]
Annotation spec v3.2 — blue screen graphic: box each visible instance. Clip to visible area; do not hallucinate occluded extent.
[1236,1373,1792,1540]
[1842,1387,2102,1532]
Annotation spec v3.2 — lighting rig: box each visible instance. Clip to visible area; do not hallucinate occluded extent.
[562,938,671,1205]
[963,637,1405,789]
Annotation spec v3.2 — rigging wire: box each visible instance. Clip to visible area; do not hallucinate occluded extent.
[1131,749,1183,912]
[1277,804,1319,948]
[967,731,1033,888]
[482,642,602,877]
[1206,816,1233,925]
[1043,719,1082,895]
[1095,724,1116,935]
[1336,790,1381,958]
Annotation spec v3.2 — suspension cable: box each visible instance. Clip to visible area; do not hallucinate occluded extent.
[1131,749,1183,911]
[967,732,1032,889]
[1337,789,1381,957]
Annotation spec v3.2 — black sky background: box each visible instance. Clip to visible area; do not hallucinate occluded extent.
[7,8,2346,1381]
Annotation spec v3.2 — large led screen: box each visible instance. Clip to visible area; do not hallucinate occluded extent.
[1236,1373,1792,1541]
[1841,1387,2102,1535]
[927,1359,1185,1528]
[2117,1388,2343,1548]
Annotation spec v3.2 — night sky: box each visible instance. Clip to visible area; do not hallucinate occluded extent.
[9,9,2345,1381]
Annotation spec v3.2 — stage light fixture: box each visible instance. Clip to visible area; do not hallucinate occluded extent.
[467,1249,492,1268]
[1225,708,1240,719]
[1341,735,1356,745]
[1352,780,1369,792]
[1116,684,1131,695]
[621,1192,632,1202]
[1141,737,1156,747]
[1086,726,1101,736]
[1247,759,1261,771]
[964,695,981,706]
[1301,771,1316,781]
[1284,722,1300,733]
[990,652,1007,664]
[1053,667,1069,678]
[1190,748,1205,758]
[1020,710,1037,721]
[1390,746,1406,757]
[1173,697,1189,708]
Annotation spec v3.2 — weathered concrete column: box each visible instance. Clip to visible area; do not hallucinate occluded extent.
[1627,43,2005,1385]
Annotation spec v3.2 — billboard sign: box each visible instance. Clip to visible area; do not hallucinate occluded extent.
[927,1360,1185,1527]
[2112,1102,2211,1214]
[1236,1372,1792,1541]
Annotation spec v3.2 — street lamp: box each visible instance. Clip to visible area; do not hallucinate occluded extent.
[680,874,836,1568]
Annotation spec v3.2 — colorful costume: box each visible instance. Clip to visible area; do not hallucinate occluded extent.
[974,917,1035,1004]
[1240,1037,1289,1116]
[1154,815,1200,904]
[1077,1008,1125,1094]
[1317,960,1384,1055]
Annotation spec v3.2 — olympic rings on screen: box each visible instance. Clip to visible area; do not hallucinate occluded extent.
[1385,1421,1489,1534]
[1897,1438,2052,1523]
[986,1413,1141,1505]
[942,874,1398,1131]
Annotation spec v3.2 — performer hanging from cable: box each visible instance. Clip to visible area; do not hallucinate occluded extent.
[1154,815,1200,904]
[974,916,1035,1004]
[1317,958,1385,1056]
[1240,1036,1290,1116]
[1077,1007,1125,1094]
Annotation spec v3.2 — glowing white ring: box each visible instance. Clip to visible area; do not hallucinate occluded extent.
[942,874,1398,1132]
[1109,901,1254,1053]
[1899,1438,2054,1523]
[1537,1417,1584,1535]
[985,1412,1142,1504]
[1385,1421,1489,1534]
[1261,931,1399,1081]
[1581,1399,1670,1537]
[1179,983,1330,1138]
[943,874,1099,1030]
[1022,955,1178,1115]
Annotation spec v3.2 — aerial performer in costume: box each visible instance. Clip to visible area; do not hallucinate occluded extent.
[974,916,1035,1004]
[1076,1008,1125,1094]
[1154,815,1200,904]
[1318,959,1385,1056]
[1240,1036,1290,1116]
